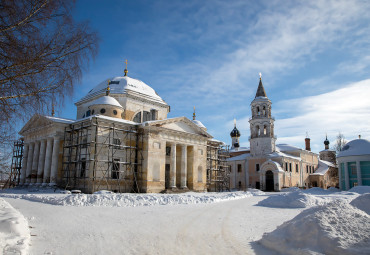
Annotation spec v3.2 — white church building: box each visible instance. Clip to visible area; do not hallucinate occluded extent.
[17,66,229,193]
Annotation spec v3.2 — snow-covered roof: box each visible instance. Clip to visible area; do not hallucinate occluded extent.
[227,153,250,161]
[76,114,137,125]
[319,149,335,153]
[276,144,302,152]
[311,160,335,176]
[192,120,206,129]
[45,116,75,124]
[88,96,123,108]
[337,139,370,157]
[76,76,167,105]
[268,151,301,161]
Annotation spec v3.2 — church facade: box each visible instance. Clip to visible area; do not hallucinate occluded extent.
[227,76,338,191]
[17,67,228,193]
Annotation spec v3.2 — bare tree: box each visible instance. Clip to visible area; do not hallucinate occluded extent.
[332,132,347,153]
[0,0,98,144]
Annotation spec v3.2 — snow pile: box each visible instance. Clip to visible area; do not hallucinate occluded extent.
[0,191,254,207]
[327,187,340,192]
[257,191,331,208]
[259,200,370,255]
[348,186,370,194]
[247,188,265,195]
[350,193,370,214]
[0,198,30,255]
[281,187,300,192]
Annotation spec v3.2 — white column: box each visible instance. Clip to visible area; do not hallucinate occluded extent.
[49,137,60,186]
[344,162,349,190]
[36,139,47,185]
[356,161,362,186]
[31,141,40,184]
[170,144,177,188]
[20,143,29,185]
[180,145,187,189]
[25,142,34,185]
[43,138,53,185]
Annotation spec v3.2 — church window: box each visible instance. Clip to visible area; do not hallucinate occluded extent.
[100,108,106,114]
[285,162,288,171]
[86,110,91,117]
[112,159,119,179]
[256,126,260,136]
[150,109,157,120]
[306,165,309,173]
[237,164,242,173]
[257,106,260,116]
[289,163,292,172]
[113,138,121,148]
[133,112,141,123]
[92,109,95,115]
[256,164,260,171]
[263,106,266,116]
[113,110,117,115]
[296,164,299,173]
[263,125,267,135]
[143,111,151,122]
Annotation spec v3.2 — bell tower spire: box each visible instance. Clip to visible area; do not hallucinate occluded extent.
[249,73,276,157]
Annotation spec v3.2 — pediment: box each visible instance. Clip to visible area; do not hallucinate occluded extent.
[19,114,72,136]
[145,117,212,138]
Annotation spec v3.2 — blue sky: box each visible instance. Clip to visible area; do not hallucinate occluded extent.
[56,0,370,153]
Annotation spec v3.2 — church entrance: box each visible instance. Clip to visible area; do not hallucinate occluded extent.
[165,164,170,189]
[265,170,274,191]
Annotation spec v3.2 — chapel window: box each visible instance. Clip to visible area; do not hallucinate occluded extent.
[92,109,95,115]
[263,106,266,116]
[256,164,260,172]
[100,108,106,114]
[86,110,91,117]
[289,163,292,172]
[150,109,157,120]
[237,164,242,173]
[296,164,299,173]
[80,158,86,178]
[285,162,288,171]
[113,110,117,115]
[257,106,260,116]
[263,125,267,135]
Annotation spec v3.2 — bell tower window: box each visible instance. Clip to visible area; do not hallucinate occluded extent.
[257,106,260,116]
[263,106,266,116]
[263,125,267,135]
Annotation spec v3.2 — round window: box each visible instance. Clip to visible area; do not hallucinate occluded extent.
[113,110,117,115]
[100,108,106,114]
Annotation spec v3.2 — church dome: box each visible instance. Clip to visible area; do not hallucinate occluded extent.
[76,76,167,105]
[337,139,370,158]
[230,127,241,137]
[324,137,330,146]
[192,119,206,129]
[88,96,123,108]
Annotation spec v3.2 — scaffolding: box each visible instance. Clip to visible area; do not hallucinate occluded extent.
[206,141,230,192]
[3,138,24,189]
[61,117,143,193]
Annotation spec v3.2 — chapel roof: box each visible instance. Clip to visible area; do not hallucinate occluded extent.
[88,95,123,108]
[337,138,370,157]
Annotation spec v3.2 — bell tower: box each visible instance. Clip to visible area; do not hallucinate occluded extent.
[249,73,276,157]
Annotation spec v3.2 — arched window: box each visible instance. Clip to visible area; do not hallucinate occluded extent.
[263,125,267,135]
[133,112,141,123]
[86,110,91,117]
[263,106,266,116]
[257,106,260,116]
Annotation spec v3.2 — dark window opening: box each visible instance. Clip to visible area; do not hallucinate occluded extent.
[113,110,117,115]
[150,109,157,120]
[80,158,86,178]
[166,146,171,156]
[92,109,95,115]
[296,164,299,173]
[285,162,288,171]
[112,159,119,179]
[256,164,260,172]
[133,112,141,123]
[237,164,242,173]
[100,108,106,114]
[289,163,292,172]
[143,111,151,122]
[86,110,91,117]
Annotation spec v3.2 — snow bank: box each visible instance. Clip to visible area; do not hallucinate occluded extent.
[280,187,300,192]
[350,193,370,214]
[0,191,254,207]
[257,191,331,208]
[259,200,370,255]
[0,198,30,255]
[348,186,370,194]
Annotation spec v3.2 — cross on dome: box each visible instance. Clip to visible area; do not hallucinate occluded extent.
[124,59,128,76]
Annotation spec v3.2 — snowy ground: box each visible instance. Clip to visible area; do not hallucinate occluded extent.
[0,187,369,255]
